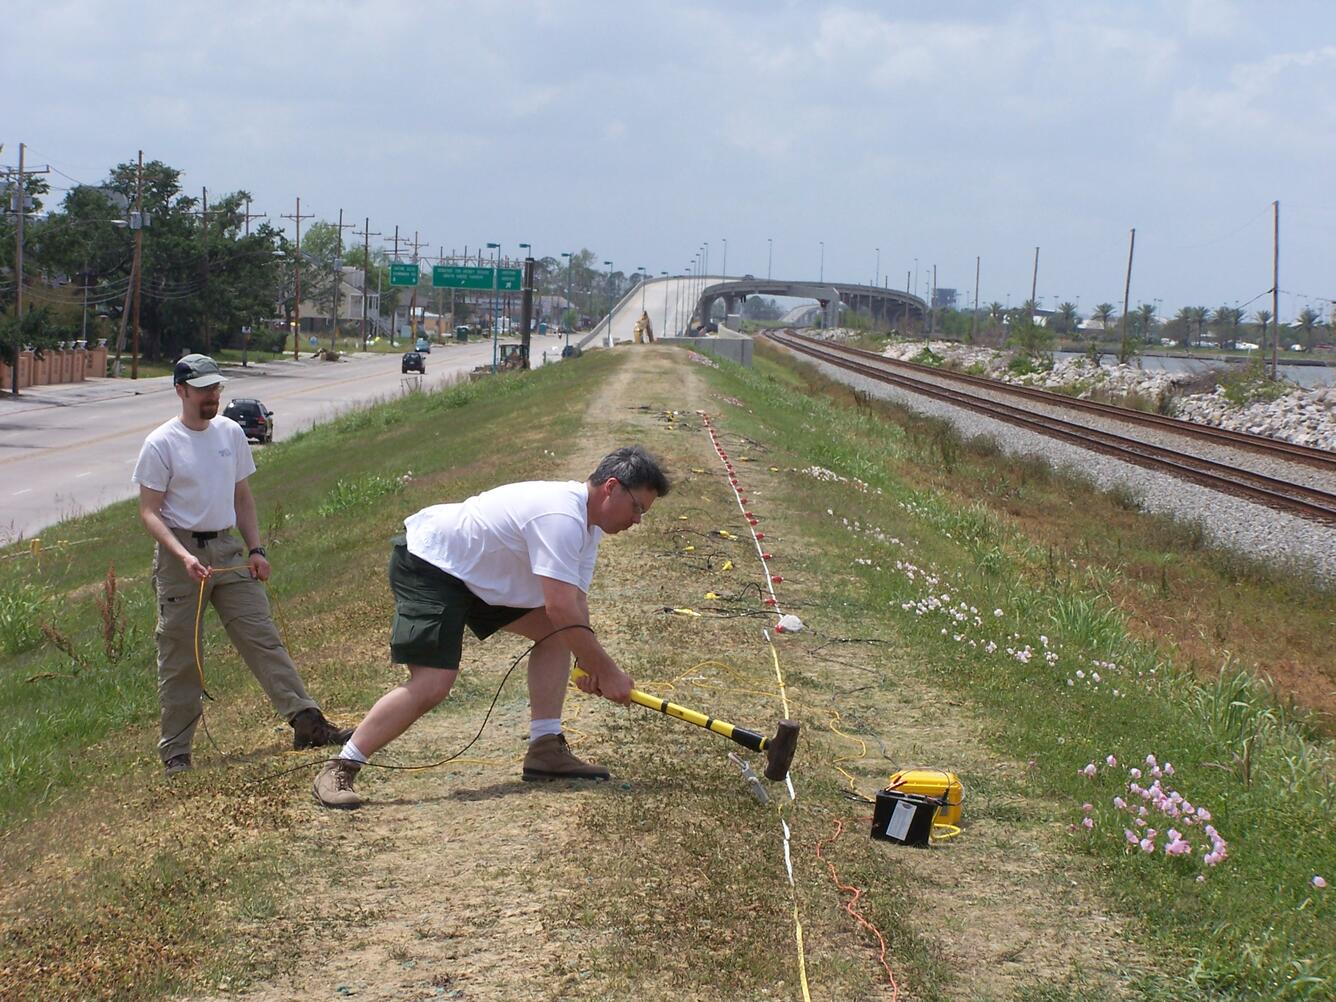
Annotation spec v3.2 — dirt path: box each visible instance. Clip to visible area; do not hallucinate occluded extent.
[153,347,1130,1000]
[186,350,713,1002]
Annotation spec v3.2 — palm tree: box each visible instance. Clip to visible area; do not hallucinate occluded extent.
[1295,307,1321,348]
[1135,303,1157,341]
[1172,306,1194,348]
[1253,309,1272,351]
[986,301,1005,334]
[1191,306,1211,347]
[1093,303,1115,330]
[1213,306,1242,349]
[1054,301,1080,336]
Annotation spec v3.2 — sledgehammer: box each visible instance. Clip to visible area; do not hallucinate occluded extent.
[571,666,799,780]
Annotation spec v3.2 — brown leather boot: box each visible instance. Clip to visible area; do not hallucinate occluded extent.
[522,733,610,782]
[291,708,355,749]
[312,759,362,809]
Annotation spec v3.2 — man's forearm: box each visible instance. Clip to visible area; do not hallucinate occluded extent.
[141,507,189,562]
[234,490,261,550]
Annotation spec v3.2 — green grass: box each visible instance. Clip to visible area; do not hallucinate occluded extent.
[686,344,1336,998]
[0,363,594,831]
[4,342,1333,998]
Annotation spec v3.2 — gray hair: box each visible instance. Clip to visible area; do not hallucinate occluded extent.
[588,445,671,497]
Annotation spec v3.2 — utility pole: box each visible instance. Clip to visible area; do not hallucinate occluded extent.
[130,153,145,377]
[409,230,427,337]
[329,209,355,351]
[971,255,980,344]
[242,197,267,237]
[352,217,379,351]
[930,264,937,336]
[6,143,51,395]
[1030,246,1039,316]
[198,187,212,353]
[385,225,405,343]
[1119,228,1136,363]
[1271,200,1279,380]
[281,197,313,360]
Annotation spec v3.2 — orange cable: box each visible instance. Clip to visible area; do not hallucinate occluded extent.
[814,817,899,1000]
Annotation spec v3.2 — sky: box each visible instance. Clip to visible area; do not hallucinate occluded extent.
[6,0,1335,321]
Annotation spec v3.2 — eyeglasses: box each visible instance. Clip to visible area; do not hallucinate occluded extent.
[615,479,647,517]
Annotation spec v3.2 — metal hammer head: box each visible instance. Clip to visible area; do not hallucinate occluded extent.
[763,720,800,781]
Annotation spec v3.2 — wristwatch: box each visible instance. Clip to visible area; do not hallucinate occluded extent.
[248,546,267,558]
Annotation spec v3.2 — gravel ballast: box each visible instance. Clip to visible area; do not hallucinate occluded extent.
[802,355,1336,583]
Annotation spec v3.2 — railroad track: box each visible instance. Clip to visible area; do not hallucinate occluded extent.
[765,331,1336,526]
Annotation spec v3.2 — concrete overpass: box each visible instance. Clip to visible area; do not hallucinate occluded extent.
[693,278,927,330]
[571,274,929,352]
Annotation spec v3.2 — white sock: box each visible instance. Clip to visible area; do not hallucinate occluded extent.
[530,718,563,740]
[339,738,369,765]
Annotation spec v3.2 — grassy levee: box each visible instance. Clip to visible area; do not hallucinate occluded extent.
[697,342,1333,999]
[0,362,590,997]
[1,343,1332,1000]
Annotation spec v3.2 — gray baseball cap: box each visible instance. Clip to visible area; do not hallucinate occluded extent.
[173,353,227,387]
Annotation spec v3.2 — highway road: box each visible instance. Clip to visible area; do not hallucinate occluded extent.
[589,275,723,346]
[0,333,570,544]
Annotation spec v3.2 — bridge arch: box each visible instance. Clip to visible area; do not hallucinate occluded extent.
[693,279,927,330]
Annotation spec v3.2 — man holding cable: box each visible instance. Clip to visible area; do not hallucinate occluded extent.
[313,444,670,809]
[133,353,353,776]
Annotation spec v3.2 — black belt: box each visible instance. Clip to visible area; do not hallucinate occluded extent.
[191,531,220,544]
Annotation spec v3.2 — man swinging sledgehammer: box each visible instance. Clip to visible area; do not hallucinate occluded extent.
[314,446,671,809]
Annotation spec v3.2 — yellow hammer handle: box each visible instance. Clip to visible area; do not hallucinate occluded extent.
[570,666,763,751]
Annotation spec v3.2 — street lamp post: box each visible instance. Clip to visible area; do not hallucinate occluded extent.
[603,260,613,346]
[638,265,647,313]
[660,271,668,337]
[875,247,880,287]
[721,238,728,282]
[767,237,772,280]
[518,242,531,339]
[487,241,500,371]
[560,251,573,348]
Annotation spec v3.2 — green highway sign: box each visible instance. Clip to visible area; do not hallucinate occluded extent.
[432,266,524,291]
[389,263,420,286]
[432,265,493,289]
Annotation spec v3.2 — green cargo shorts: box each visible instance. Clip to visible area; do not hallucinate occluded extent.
[387,537,532,669]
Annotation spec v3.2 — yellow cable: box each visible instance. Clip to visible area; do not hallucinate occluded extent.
[191,562,274,692]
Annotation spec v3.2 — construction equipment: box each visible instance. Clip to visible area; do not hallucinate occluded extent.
[571,666,798,780]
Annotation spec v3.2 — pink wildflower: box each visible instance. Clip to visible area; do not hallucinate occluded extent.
[1129,768,1142,779]
[1082,803,1093,813]
[1313,876,1327,889]
[1082,763,1097,778]
[1081,817,1094,830]
[1106,755,1118,767]
[1113,797,1127,810]
[1125,829,1138,845]
[1140,839,1155,854]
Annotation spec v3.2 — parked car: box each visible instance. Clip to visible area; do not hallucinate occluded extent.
[223,398,275,444]
[401,350,425,374]
[415,336,431,353]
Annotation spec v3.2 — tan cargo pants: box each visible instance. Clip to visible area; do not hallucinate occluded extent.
[153,527,317,761]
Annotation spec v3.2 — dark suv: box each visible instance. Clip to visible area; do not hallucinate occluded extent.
[223,398,275,444]
[401,350,425,374]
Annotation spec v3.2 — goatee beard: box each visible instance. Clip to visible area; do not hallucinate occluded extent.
[200,402,219,419]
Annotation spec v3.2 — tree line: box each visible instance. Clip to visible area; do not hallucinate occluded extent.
[1,156,634,366]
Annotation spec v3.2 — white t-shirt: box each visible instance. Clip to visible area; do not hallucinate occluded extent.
[131,416,255,531]
[404,480,602,608]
